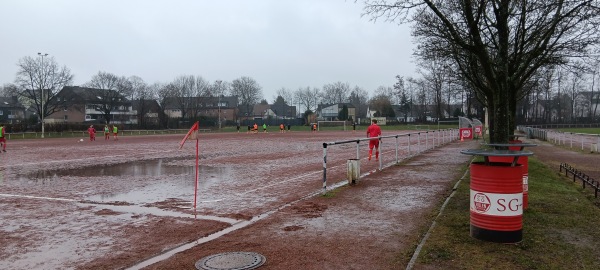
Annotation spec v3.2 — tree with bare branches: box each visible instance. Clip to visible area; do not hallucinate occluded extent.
[84,71,131,124]
[13,55,73,121]
[321,82,350,104]
[363,0,600,142]
[231,76,262,116]
[294,86,320,113]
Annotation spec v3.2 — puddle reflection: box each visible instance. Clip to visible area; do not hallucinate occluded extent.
[15,158,233,204]
[19,158,197,180]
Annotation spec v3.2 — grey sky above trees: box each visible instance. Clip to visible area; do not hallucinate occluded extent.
[0,0,416,101]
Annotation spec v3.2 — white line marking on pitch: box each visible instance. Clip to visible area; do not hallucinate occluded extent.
[0,193,78,202]
[3,150,180,168]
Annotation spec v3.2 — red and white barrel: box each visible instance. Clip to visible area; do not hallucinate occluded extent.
[508,140,529,209]
[488,155,529,209]
[470,162,523,243]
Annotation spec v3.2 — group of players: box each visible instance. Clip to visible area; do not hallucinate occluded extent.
[240,123,292,134]
[87,125,119,141]
[0,120,382,161]
[235,119,382,161]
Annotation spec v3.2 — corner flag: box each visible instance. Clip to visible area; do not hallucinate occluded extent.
[179,121,199,149]
[179,121,200,213]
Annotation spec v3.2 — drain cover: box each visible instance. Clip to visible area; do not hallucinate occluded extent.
[195,252,266,270]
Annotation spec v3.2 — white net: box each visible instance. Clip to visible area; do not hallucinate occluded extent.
[317,121,347,131]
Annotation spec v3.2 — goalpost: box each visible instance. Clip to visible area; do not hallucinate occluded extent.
[317,121,347,131]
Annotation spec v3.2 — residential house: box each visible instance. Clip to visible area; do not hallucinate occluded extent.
[163,96,239,123]
[47,86,135,124]
[270,99,297,119]
[316,103,356,121]
[0,96,26,124]
[251,103,276,119]
[131,99,161,127]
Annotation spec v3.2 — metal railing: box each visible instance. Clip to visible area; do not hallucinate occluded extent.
[321,128,459,193]
[559,163,600,198]
[518,126,600,153]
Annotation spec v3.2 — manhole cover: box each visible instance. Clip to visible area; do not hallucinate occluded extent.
[195,252,266,270]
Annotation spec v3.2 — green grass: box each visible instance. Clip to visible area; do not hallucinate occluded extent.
[412,157,600,269]
[556,127,600,134]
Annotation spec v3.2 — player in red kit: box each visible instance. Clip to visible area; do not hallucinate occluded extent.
[366,119,382,161]
[87,125,96,141]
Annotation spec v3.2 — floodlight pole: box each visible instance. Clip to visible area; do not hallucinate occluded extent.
[38,52,48,138]
[216,80,222,130]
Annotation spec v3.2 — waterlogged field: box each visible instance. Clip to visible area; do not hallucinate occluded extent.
[0,128,455,269]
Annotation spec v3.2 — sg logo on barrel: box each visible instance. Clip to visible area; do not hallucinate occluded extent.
[473,192,491,213]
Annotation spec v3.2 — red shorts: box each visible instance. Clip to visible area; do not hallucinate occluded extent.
[369,139,379,149]
[0,138,5,143]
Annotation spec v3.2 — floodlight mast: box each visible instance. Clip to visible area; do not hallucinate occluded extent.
[38,52,48,139]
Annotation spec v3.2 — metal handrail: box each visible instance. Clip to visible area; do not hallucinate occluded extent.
[321,128,459,193]
[559,163,600,198]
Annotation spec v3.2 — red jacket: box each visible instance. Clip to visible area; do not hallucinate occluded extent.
[366,124,381,138]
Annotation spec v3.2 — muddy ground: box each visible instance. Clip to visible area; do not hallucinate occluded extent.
[4,130,594,270]
[1,129,481,269]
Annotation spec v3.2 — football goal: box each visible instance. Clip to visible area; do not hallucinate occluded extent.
[317,121,347,131]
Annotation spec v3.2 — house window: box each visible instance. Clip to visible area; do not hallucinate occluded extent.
[0,110,3,115]
[85,115,91,120]
[64,115,68,120]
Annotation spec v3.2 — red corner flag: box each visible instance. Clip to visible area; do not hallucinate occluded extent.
[179,121,200,213]
[179,121,199,149]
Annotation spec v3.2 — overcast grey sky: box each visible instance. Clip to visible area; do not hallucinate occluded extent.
[0,0,416,101]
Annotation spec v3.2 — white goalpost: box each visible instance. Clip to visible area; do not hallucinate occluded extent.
[317,121,347,131]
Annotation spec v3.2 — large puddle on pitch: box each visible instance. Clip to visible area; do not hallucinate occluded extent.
[18,158,198,179]
[16,158,234,204]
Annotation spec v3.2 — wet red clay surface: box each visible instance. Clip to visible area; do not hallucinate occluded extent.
[0,129,474,269]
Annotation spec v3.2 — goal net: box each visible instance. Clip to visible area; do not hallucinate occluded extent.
[317,121,347,131]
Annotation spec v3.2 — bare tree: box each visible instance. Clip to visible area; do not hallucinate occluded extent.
[167,75,198,121]
[231,76,263,115]
[369,94,395,117]
[127,76,155,128]
[294,86,320,113]
[588,57,600,119]
[348,86,369,120]
[13,55,73,120]
[275,87,293,105]
[210,80,230,97]
[374,86,396,104]
[321,82,350,104]
[417,59,448,120]
[363,0,600,143]
[188,76,210,120]
[0,83,18,97]
[156,82,175,128]
[84,71,131,124]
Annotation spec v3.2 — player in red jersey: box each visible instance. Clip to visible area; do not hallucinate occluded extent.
[366,119,382,161]
[0,124,6,152]
[87,125,96,141]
